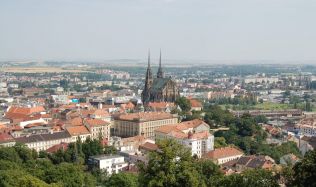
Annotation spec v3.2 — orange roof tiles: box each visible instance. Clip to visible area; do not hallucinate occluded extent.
[46,143,69,153]
[178,119,207,129]
[93,109,110,116]
[155,119,207,134]
[66,125,90,136]
[203,147,244,159]
[7,106,45,115]
[85,118,109,127]
[41,114,52,118]
[190,131,210,139]
[189,99,202,108]
[69,117,83,126]
[139,142,158,151]
[155,119,210,140]
[0,133,14,143]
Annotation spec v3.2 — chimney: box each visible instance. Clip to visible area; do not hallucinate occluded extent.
[98,103,103,109]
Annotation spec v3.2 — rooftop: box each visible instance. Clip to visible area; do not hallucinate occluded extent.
[115,112,176,122]
[90,154,123,160]
[15,131,71,144]
[203,147,244,160]
[66,125,90,136]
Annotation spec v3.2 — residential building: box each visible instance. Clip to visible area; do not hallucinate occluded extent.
[66,125,91,142]
[297,117,316,136]
[84,118,110,140]
[110,135,146,153]
[139,142,159,154]
[88,155,128,175]
[14,131,72,152]
[189,99,203,111]
[113,112,178,139]
[0,133,15,147]
[155,119,214,158]
[222,155,275,173]
[203,147,244,165]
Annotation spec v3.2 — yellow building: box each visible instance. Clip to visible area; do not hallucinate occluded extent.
[113,112,178,139]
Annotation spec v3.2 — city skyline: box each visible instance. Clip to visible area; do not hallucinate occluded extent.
[1,0,316,62]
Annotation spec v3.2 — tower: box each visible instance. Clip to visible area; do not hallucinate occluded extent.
[142,50,153,103]
[157,49,164,78]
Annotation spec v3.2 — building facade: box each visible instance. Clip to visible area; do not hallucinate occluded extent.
[155,119,214,158]
[84,118,110,140]
[203,147,244,165]
[14,131,72,152]
[113,112,178,139]
[88,155,128,175]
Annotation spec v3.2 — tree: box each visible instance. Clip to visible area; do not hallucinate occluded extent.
[175,97,191,112]
[214,137,227,148]
[194,159,223,186]
[44,163,95,187]
[204,105,235,127]
[82,138,104,162]
[292,150,316,187]
[138,139,200,187]
[104,173,139,187]
[254,115,268,124]
[0,169,55,187]
[211,169,279,187]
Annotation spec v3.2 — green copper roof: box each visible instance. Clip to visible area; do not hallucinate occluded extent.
[151,78,171,92]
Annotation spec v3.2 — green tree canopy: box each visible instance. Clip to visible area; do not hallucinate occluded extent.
[139,139,200,187]
[104,173,139,187]
[175,97,191,112]
[292,150,316,187]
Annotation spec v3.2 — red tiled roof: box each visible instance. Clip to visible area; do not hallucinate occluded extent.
[66,125,90,136]
[0,133,14,143]
[85,118,109,127]
[155,119,207,133]
[139,142,158,151]
[93,109,110,116]
[69,117,83,126]
[190,131,210,139]
[178,119,207,129]
[189,99,202,108]
[203,147,244,159]
[7,106,45,115]
[46,143,69,153]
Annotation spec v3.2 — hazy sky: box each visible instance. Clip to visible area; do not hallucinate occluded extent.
[1,0,316,62]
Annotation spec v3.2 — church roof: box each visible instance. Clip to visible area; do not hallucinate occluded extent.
[151,78,172,92]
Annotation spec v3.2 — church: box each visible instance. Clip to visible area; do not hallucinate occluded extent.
[141,51,180,104]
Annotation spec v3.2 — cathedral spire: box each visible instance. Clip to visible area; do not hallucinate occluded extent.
[148,49,151,67]
[142,50,153,104]
[157,49,164,78]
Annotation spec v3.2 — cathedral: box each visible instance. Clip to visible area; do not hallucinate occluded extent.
[141,51,180,104]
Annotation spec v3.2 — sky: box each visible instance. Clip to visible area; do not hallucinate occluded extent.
[0,0,316,63]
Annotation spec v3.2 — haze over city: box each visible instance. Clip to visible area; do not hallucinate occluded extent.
[1,0,316,63]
